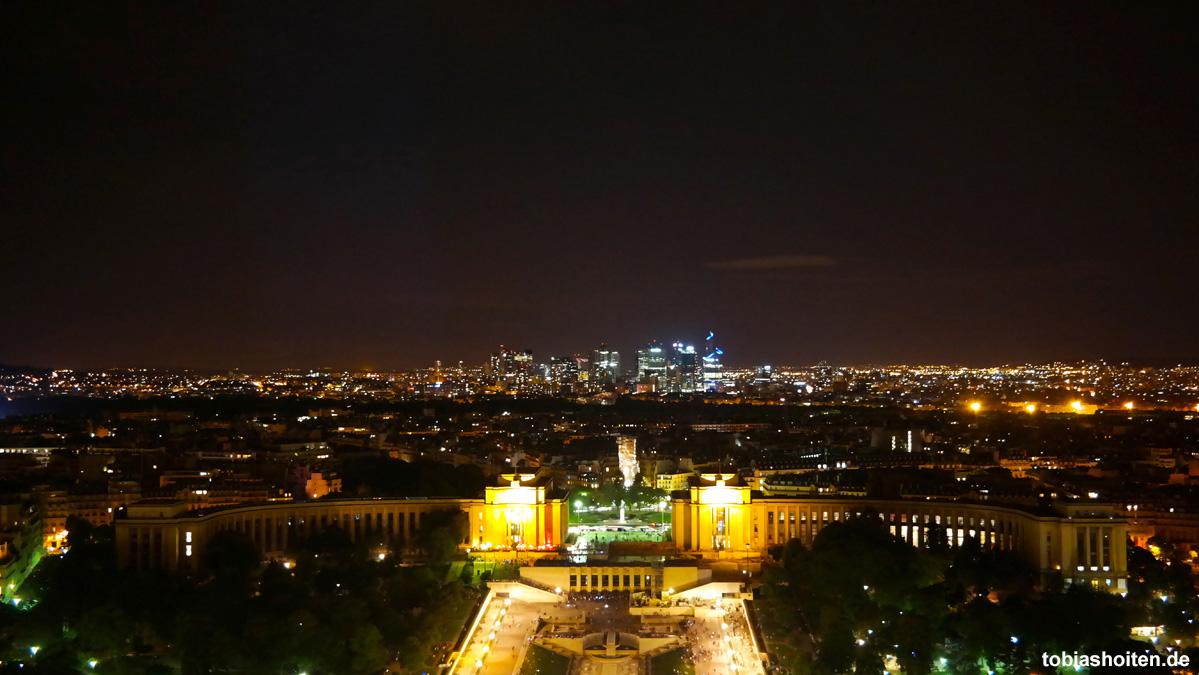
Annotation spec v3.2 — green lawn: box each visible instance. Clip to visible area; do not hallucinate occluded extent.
[650,648,695,675]
[435,588,480,643]
[518,645,570,675]
[464,561,520,583]
[570,509,668,525]
[574,530,669,549]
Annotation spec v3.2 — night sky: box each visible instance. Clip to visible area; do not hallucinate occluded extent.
[5,2,1198,370]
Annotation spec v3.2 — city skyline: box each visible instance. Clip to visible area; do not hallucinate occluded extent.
[5,345,1199,375]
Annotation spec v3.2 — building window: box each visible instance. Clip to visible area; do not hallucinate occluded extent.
[633,575,640,587]
[570,575,577,587]
[591,575,599,587]
[602,575,609,587]
[623,574,630,587]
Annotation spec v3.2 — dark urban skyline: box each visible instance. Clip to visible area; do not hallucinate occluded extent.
[5,2,1198,371]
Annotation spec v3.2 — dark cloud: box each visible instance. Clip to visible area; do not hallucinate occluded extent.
[706,255,839,271]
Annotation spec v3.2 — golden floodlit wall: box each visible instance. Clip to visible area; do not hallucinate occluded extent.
[118,475,1126,593]
[117,478,568,572]
[672,483,1128,591]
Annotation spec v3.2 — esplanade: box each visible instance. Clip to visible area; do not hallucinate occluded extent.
[115,470,1127,591]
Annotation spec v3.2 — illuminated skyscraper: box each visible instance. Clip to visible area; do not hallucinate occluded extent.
[703,331,724,391]
[636,341,667,390]
[488,346,534,392]
[667,342,701,392]
[548,356,579,391]
[590,344,620,386]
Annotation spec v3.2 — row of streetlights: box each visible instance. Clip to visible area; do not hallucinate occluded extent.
[468,596,512,673]
[969,400,1199,413]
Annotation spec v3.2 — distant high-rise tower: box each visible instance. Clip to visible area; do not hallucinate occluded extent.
[590,344,620,387]
[488,346,534,392]
[636,341,667,390]
[548,356,580,391]
[667,341,701,392]
[703,331,724,391]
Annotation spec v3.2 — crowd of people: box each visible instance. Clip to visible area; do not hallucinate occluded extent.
[678,603,758,675]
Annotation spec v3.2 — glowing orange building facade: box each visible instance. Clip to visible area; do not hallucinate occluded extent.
[116,472,567,571]
[672,474,1128,591]
[118,471,1126,593]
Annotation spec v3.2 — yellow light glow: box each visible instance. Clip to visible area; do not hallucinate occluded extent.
[1124,402,1134,410]
[1025,404,1036,413]
[969,402,981,412]
[488,486,538,505]
[1071,401,1083,411]
[698,486,745,505]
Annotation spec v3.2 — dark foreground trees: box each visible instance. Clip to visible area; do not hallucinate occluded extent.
[759,513,1184,675]
[2,522,479,674]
